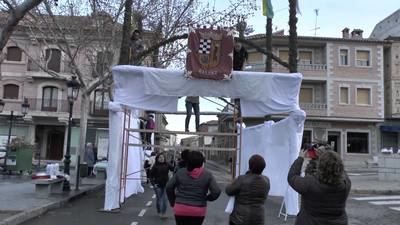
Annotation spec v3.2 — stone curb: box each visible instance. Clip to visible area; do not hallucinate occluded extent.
[351,189,400,195]
[0,183,105,225]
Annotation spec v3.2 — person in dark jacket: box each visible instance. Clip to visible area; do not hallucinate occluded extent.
[174,149,190,173]
[166,151,221,225]
[150,153,174,218]
[226,154,270,225]
[288,150,351,225]
[145,114,155,147]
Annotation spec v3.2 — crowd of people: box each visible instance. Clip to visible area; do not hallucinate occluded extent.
[143,143,351,225]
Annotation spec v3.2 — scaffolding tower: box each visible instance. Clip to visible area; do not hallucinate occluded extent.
[118,99,243,207]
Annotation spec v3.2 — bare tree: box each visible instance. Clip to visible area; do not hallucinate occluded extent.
[125,0,293,71]
[8,0,124,163]
[127,0,259,69]
[288,0,298,73]
[0,0,47,73]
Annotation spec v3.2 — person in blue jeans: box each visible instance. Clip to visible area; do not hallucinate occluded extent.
[185,96,200,132]
[150,153,174,218]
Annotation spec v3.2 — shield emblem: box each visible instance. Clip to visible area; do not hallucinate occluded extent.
[198,38,222,68]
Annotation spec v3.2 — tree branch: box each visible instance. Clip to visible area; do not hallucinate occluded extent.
[9,38,64,79]
[0,0,44,52]
[43,0,87,89]
[85,72,112,95]
[2,0,14,12]
[134,33,188,63]
[235,37,290,69]
[165,0,194,37]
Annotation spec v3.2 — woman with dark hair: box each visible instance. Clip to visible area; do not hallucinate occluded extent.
[225,154,270,225]
[174,149,190,173]
[166,151,221,225]
[288,150,351,225]
[150,153,174,218]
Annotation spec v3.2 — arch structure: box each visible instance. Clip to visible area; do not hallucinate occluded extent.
[104,65,304,216]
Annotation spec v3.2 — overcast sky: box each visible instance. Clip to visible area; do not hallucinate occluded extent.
[165,0,399,139]
[246,0,399,37]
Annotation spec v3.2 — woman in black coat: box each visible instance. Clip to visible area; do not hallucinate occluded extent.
[150,153,174,218]
[288,150,351,225]
[226,154,270,225]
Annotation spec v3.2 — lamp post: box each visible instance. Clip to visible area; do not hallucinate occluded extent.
[0,98,30,170]
[63,76,80,191]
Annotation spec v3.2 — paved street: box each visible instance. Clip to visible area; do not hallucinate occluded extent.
[20,165,400,225]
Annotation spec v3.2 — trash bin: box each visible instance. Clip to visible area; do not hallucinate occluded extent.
[7,148,33,173]
[80,163,88,177]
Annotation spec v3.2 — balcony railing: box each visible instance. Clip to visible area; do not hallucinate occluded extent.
[300,103,327,110]
[246,63,327,72]
[26,98,69,113]
[89,101,109,117]
[298,63,327,71]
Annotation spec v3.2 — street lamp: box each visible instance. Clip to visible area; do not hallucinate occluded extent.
[0,98,30,170]
[63,76,80,191]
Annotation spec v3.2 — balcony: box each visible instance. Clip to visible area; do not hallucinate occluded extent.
[0,98,69,113]
[26,98,70,113]
[245,63,327,73]
[300,103,327,117]
[298,64,327,71]
[89,101,108,117]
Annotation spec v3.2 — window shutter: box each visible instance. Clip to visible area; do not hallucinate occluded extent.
[279,50,289,62]
[300,88,313,103]
[357,88,370,104]
[248,52,263,63]
[299,51,312,64]
[6,47,22,61]
[3,84,19,99]
[340,87,349,104]
[45,49,62,72]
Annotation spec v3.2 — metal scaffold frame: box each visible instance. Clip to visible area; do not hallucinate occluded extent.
[118,98,243,207]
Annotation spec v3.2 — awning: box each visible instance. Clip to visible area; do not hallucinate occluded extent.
[380,125,400,132]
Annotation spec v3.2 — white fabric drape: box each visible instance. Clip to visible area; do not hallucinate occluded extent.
[240,110,305,215]
[104,103,123,210]
[104,103,144,211]
[125,110,145,198]
[112,65,302,116]
[107,65,305,213]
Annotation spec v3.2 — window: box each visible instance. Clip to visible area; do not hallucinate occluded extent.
[356,88,371,105]
[347,132,369,153]
[279,50,289,62]
[6,46,22,61]
[42,86,58,111]
[95,51,113,76]
[93,89,109,116]
[300,88,313,103]
[339,49,348,65]
[299,51,312,64]
[45,48,61,72]
[3,84,19,99]
[356,50,370,66]
[340,87,349,104]
[248,52,263,63]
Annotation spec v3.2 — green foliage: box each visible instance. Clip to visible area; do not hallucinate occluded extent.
[9,137,35,150]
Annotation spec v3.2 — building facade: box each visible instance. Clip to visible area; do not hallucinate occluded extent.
[0,34,110,164]
[0,15,161,165]
[244,30,385,165]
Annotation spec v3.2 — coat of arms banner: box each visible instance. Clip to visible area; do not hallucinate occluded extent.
[185,26,234,80]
